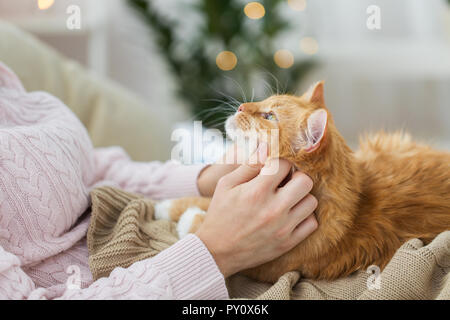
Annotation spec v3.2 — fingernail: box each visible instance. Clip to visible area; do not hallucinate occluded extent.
[258,142,268,163]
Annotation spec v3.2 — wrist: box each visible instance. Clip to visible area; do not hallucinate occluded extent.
[197,165,213,196]
[196,228,236,278]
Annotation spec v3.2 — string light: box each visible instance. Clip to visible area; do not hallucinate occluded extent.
[37,0,54,10]
[288,0,307,11]
[300,37,319,55]
[216,51,238,71]
[244,2,265,20]
[274,50,294,69]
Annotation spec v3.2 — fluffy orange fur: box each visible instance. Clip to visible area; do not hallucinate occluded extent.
[168,82,450,283]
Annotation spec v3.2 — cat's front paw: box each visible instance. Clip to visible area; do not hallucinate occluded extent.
[154,199,174,221]
[177,207,206,239]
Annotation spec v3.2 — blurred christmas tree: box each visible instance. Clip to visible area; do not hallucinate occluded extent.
[128,0,314,130]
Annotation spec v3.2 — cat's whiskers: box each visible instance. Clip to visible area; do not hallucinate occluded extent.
[202,99,239,112]
[208,85,243,107]
[261,78,275,97]
[257,67,286,95]
[223,75,248,103]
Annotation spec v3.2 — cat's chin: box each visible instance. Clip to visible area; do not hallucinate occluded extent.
[225,116,255,139]
[225,116,261,161]
[225,124,256,146]
[224,116,238,139]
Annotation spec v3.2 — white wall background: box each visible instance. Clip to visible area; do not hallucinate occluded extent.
[297,0,450,148]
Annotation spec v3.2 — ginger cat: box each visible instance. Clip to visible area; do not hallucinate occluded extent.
[155,82,450,283]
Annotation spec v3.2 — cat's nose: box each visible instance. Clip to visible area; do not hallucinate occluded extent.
[238,105,245,112]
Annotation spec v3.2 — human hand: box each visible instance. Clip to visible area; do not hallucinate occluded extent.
[196,143,318,277]
[197,144,246,197]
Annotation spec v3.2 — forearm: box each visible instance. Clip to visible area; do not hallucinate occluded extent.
[0,236,228,300]
[93,147,207,199]
[61,234,228,300]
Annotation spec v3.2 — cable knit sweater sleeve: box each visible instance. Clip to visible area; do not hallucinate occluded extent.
[0,234,228,300]
[92,147,208,200]
[0,61,228,300]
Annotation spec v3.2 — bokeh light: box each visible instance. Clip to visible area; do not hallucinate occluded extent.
[216,51,238,71]
[38,0,55,10]
[288,0,307,11]
[300,37,319,55]
[244,2,266,20]
[274,50,294,69]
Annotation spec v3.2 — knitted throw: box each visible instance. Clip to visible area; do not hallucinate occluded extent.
[87,187,179,280]
[87,187,450,300]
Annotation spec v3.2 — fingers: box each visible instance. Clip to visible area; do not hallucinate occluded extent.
[218,142,268,189]
[277,171,314,209]
[287,194,318,230]
[254,158,292,190]
[217,143,240,165]
[289,214,318,245]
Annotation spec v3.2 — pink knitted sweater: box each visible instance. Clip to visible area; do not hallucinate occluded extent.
[0,63,228,299]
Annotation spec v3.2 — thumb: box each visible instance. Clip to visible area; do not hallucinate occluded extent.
[219,142,268,189]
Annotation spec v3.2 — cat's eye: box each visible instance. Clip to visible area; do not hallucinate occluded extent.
[261,112,277,121]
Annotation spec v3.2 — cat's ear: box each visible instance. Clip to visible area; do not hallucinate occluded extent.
[303,109,328,153]
[302,81,325,106]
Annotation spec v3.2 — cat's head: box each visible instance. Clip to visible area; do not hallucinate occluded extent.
[225,81,331,161]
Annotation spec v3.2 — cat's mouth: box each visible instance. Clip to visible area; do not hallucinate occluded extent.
[225,114,260,157]
[225,114,255,140]
[224,115,239,140]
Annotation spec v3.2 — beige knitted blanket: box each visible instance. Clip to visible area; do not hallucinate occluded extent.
[87,187,450,300]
